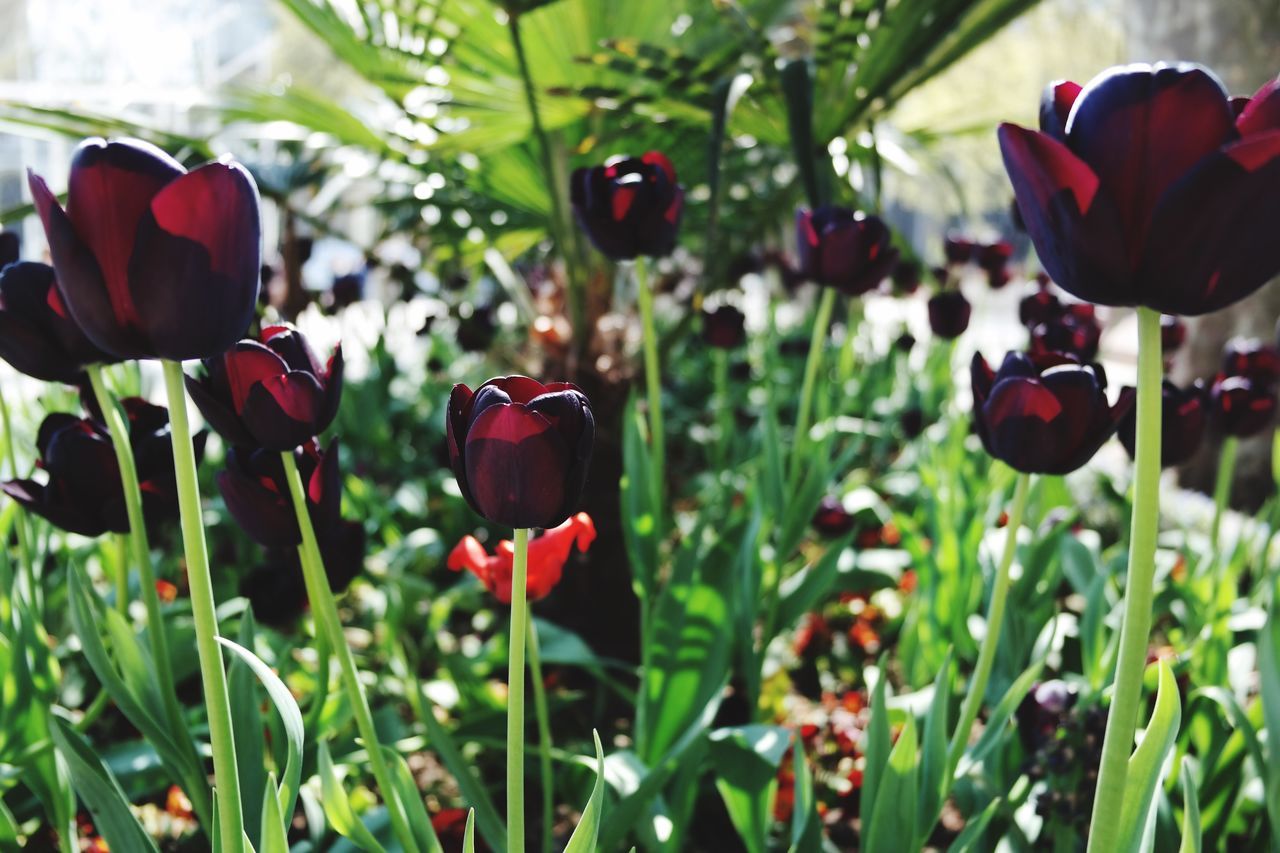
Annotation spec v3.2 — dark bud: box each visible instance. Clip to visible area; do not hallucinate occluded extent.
[570,152,683,260]
[1118,380,1207,467]
[796,207,898,295]
[927,290,971,340]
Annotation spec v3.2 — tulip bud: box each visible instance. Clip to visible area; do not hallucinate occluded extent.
[927,290,971,340]
[796,207,898,295]
[1117,380,1208,467]
[1019,285,1062,328]
[0,261,117,383]
[217,440,344,548]
[812,496,855,537]
[702,305,746,349]
[570,152,683,260]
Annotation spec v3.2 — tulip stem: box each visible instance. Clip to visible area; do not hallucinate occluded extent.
[508,528,530,853]
[161,359,245,851]
[634,256,666,518]
[946,471,1031,780]
[790,287,837,485]
[526,608,554,853]
[279,449,419,853]
[0,387,35,605]
[1087,307,1165,853]
[1210,436,1238,552]
[112,533,129,615]
[713,349,731,467]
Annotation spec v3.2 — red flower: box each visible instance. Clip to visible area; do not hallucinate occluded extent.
[447,513,596,603]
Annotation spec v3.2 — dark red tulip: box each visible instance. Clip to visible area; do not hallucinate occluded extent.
[1000,63,1280,315]
[796,207,898,295]
[28,138,261,360]
[977,240,1014,272]
[1161,315,1187,354]
[0,261,117,383]
[456,304,498,353]
[447,376,594,529]
[986,266,1013,290]
[900,407,925,438]
[927,290,971,340]
[1118,380,1208,467]
[1019,285,1062,327]
[1209,374,1277,437]
[217,439,343,548]
[702,305,746,349]
[971,351,1134,474]
[447,512,596,603]
[0,232,18,267]
[890,259,922,295]
[894,332,916,354]
[239,520,365,628]
[1221,338,1280,385]
[2,400,196,536]
[185,324,343,452]
[943,235,975,266]
[1016,679,1078,751]
[812,496,855,537]
[1030,307,1102,361]
[570,152,683,260]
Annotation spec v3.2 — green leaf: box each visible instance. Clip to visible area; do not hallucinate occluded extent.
[563,731,606,853]
[620,394,659,602]
[260,771,290,853]
[774,533,855,634]
[918,650,952,841]
[956,659,1044,775]
[1178,756,1201,853]
[380,746,444,853]
[781,58,821,207]
[420,705,507,850]
[788,734,822,853]
[1116,660,1182,852]
[944,797,1001,852]
[707,725,790,853]
[216,636,304,827]
[317,740,388,852]
[462,809,476,853]
[49,718,158,853]
[860,668,891,842]
[865,717,919,853]
[1257,600,1280,834]
[227,612,267,848]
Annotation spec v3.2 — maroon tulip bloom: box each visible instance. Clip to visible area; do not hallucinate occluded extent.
[986,266,1013,290]
[1209,374,1277,437]
[1019,285,1062,328]
[2,400,195,536]
[971,351,1134,474]
[447,376,594,529]
[185,324,343,452]
[1030,306,1102,361]
[0,261,117,383]
[890,259,923,295]
[977,240,1014,273]
[812,496,855,537]
[796,207,899,295]
[217,440,347,548]
[702,305,746,349]
[570,152,683,260]
[1160,315,1187,354]
[943,235,975,266]
[239,521,365,628]
[1118,380,1208,467]
[28,137,261,360]
[1221,338,1280,385]
[1000,64,1280,315]
[927,291,971,340]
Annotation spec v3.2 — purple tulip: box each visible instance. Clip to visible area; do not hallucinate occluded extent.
[570,152,683,260]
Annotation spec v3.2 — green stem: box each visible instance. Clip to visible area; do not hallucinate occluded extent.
[836,299,863,387]
[713,349,731,467]
[1210,436,1238,552]
[112,533,129,615]
[160,359,244,851]
[1087,307,1164,853]
[279,450,419,853]
[790,287,838,484]
[946,472,1032,778]
[527,610,553,853]
[0,388,35,605]
[634,256,665,517]
[508,11,583,349]
[508,528,530,853]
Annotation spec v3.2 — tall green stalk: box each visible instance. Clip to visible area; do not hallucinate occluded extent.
[508,528,531,853]
[160,359,245,850]
[712,349,731,467]
[1210,436,1239,551]
[0,387,35,603]
[279,450,419,853]
[634,256,666,516]
[526,611,553,853]
[1087,307,1165,853]
[947,472,1032,778]
[790,287,838,484]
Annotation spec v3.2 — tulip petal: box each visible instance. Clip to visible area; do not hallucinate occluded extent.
[1066,63,1235,252]
[1236,78,1280,136]
[217,464,299,548]
[1136,131,1280,315]
[998,124,1131,306]
[316,345,344,434]
[527,389,594,522]
[307,440,342,527]
[2,478,112,536]
[130,161,261,360]
[1039,80,1082,140]
[184,371,257,446]
[464,404,569,529]
[241,372,323,451]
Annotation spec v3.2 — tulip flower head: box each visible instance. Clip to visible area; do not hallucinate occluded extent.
[890,259,923,295]
[1019,283,1062,328]
[28,137,261,360]
[447,512,596,604]
[927,290,972,340]
[1030,306,1102,361]
[1209,339,1280,437]
[1161,315,1187,354]
[1000,63,1280,315]
[239,522,365,628]
[217,440,345,548]
[185,324,343,452]
[812,496,856,537]
[1118,380,1208,467]
[0,261,117,383]
[570,152,684,260]
[796,207,899,295]
[971,351,1134,474]
[447,376,594,530]
[702,305,747,349]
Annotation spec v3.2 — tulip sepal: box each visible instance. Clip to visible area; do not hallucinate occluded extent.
[277,449,421,853]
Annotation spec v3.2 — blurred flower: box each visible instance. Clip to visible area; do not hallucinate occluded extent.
[0,231,17,267]
[185,324,343,452]
[1161,315,1186,354]
[702,304,746,349]
[894,332,916,354]
[890,258,922,295]
[570,152,683,260]
[1000,64,1280,315]
[217,440,344,548]
[447,376,594,529]
[447,512,596,603]
[927,290,971,339]
[325,271,364,314]
[1016,679,1078,752]
[986,265,1013,289]
[28,137,261,359]
[0,261,117,383]
[456,304,498,352]
[1031,306,1102,361]
[977,240,1014,274]
[1019,284,1062,328]
[1221,337,1280,385]
[2,400,196,536]
[796,207,898,295]
[943,235,975,266]
[812,496,855,537]
[239,523,365,628]
[971,351,1134,474]
[1118,380,1208,467]
[900,407,925,438]
[1209,373,1278,438]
